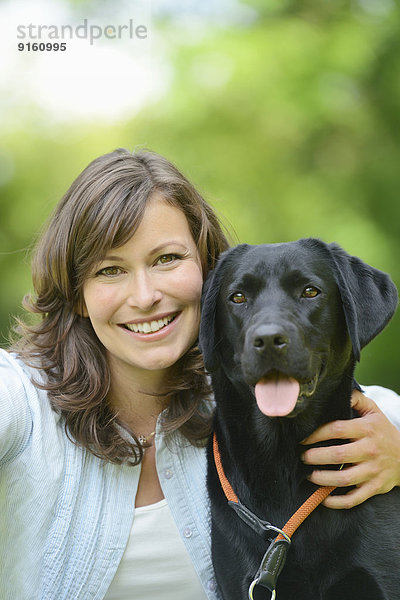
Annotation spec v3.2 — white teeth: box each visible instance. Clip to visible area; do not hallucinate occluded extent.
[124,314,175,334]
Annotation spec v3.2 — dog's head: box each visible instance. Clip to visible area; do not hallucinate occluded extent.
[199,239,398,418]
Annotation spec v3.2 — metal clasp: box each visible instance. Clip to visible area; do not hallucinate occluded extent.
[248,536,291,600]
[228,500,290,541]
[248,580,276,600]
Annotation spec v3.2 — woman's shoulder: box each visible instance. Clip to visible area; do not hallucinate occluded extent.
[361,383,400,428]
[0,347,46,391]
[361,383,399,404]
[0,347,60,463]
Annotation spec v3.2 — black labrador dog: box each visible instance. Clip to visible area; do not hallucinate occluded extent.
[199,238,399,600]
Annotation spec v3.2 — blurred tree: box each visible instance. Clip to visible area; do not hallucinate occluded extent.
[0,0,398,389]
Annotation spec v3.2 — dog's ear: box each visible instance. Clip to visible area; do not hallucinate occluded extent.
[310,240,398,361]
[199,244,250,372]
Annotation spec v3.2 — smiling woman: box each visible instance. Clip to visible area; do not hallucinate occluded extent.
[11,149,229,465]
[1,148,230,600]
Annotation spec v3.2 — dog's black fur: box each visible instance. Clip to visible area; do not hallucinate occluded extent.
[199,239,399,600]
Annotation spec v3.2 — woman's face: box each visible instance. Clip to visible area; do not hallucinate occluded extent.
[82,195,203,384]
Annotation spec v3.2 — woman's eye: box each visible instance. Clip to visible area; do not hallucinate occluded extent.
[156,254,179,265]
[302,286,321,298]
[230,292,247,304]
[96,266,123,277]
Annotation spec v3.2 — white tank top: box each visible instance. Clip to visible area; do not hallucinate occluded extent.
[103,499,208,599]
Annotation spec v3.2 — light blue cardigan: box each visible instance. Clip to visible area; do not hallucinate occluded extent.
[0,349,220,599]
[1,348,399,600]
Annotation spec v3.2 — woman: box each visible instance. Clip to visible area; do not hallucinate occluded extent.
[1,148,399,599]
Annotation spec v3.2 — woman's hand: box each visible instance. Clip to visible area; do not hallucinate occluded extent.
[301,390,400,509]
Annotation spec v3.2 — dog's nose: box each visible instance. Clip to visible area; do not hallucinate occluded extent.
[252,325,289,352]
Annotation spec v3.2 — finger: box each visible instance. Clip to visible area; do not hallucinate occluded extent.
[301,439,367,466]
[307,462,372,488]
[322,481,382,510]
[301,419,359,445]
[301,411,380,446]
[302,393,381,446]
[351,390,380,415]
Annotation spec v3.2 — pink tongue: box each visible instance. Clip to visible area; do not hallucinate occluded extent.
[255,374,300,417]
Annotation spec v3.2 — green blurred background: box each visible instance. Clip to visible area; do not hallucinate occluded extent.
[0,0,399,391]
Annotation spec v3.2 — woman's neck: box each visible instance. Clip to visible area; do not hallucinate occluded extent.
[106,359,173,434]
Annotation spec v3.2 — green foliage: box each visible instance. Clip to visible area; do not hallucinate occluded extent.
[0,1,399,389]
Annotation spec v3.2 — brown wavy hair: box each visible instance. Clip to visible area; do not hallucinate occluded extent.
[12,148,230,464]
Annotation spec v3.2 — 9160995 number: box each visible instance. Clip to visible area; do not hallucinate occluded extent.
[18,42,67,51]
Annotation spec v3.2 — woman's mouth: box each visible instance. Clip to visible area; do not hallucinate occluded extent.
[120,313,178,334]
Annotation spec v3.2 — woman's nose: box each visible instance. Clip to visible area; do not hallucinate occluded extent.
[126,272,162,310]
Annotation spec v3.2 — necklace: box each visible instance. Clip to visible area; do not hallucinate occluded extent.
[138,431,156,446]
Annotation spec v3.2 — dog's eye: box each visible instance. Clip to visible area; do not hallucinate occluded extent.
[302,286,320,298]
[230,292,247,304]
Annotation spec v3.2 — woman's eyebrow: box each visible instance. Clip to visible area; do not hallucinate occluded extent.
[100,254,127,262]
[101,241,189,262]
[150,241,189,254]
